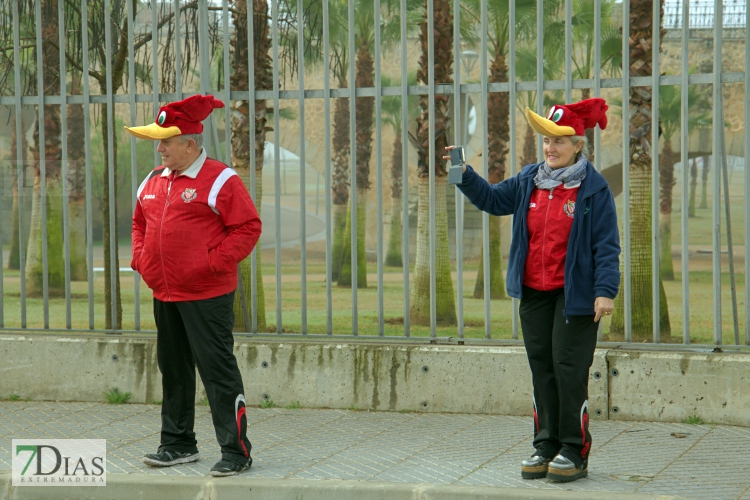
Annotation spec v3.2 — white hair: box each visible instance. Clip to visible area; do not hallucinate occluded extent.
[567,135,590,161]
[179,133,203,149]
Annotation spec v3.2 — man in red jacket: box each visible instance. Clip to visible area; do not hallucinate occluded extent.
[127,94,261,477]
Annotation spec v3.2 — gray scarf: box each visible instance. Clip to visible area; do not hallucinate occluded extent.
[533,154,588,190]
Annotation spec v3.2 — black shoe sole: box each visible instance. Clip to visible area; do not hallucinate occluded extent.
[142,453,200,467]
[547,468,588,482]
[521,469,548,479]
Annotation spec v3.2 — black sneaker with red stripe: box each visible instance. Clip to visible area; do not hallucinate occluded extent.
[210,457,253,477]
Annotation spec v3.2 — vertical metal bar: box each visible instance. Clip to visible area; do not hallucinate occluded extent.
[105,0,118,330]
[721,114,740,344]
[622,0,632,342]
[509,0,518,340]
[12,0,26,328]
[323,0,332,335]
[374,0,384,336]
[536,0,544,160]
[745,0,750,345]
[453,0,463,339]
[174,0,183,98]
[400,0,410,337]
[651,0,660,343]
[681,0,690,344]
[248,0,258,333]
[82,0,94,330]
[712,0,723,345]
[272,0,283,333]
[481,0,490,339]
[348,0,358,334]
[594,0,602,341]
[223,0,232,165]
[128,0,140,331]
[35,0,50,328]
[298,0,308,334]
[427,0,437,338]
[564,0,572,104]
[152,0,160,168]
[59,0,71,329]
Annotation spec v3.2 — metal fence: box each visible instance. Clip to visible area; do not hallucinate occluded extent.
[664,0,747,29]
[0,0,748,349]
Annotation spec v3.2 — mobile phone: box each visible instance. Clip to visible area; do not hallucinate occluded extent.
[448,146,465,185]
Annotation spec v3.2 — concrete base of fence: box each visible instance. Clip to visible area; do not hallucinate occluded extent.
[0,472,690,500]
[0,334,747,427]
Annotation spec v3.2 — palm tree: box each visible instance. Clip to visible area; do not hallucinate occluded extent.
[570,0,621,160]
[25,0,65,298]
[656,82,710,280]
[67,72,88,281]
[462,0,539,300]
[230,0,271,331]
[610,0,670,340]
[409,0,456,326]
[382,75,411,268]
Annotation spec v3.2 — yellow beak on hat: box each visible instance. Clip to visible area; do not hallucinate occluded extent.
[524,107,576,137]
[124,123,183,140]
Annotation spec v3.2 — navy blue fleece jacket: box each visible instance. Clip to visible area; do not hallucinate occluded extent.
[457,161,621,316]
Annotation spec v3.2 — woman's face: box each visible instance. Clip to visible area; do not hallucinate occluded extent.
[543,136,580,169]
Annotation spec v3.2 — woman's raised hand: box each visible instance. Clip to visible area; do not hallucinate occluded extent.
[441,145,456,161]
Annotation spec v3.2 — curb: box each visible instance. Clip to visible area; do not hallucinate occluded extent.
[0,472,691,500]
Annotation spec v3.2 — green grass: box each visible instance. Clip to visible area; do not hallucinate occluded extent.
[260,398,276,409]
[682,414,704,425]
[8,394,20,402]
[104,388,132,405]
[285,401,301,410]
[198,397,210,406]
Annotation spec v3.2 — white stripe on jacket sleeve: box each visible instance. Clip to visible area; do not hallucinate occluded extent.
[208,168,239,214]
[136,172,153,203]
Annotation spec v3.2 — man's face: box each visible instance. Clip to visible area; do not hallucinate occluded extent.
[156,136,196,172]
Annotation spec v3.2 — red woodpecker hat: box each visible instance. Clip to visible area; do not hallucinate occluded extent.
[524,98,608,137]
[124,94,225,140]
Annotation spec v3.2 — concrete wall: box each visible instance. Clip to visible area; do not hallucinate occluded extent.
[0,335,747,427]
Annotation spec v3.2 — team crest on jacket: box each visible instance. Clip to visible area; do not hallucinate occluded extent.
[563,199,575,218]
[181,188,197,203]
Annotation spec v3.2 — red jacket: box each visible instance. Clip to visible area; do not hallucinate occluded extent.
[131,154,262,302]
[523,185,579,291]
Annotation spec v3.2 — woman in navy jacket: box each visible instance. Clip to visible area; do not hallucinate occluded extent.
[447,98,620,483]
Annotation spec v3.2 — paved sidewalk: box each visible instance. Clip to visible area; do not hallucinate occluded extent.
[1,402,748,499]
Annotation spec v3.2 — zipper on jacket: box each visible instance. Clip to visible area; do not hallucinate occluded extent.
[540,188,554,290]
[159,175,174,301]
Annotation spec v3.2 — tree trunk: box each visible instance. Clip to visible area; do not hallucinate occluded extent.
[337,189,367,288]
[520,122,537,167]
[386,201,403,267]
[473,215,505,299]
[474,50,508,300]
[25,174,65,297]
[410,0,456,326]
[699,155,709,209]
[101,104,123,330]
[659,141,675,280]
[8,120,25,271]
[610,0,670,341]
[67,73,88,281]
[331,87,350,282]
[229,0,270,331]
[688,158,697,217]
[9,181,20,270]
[336,43,374,287]
[410,175,457,325]
[386,134,403,267]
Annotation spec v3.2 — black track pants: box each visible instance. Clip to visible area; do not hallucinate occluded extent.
[154,292,251,464]
[519,285,598,468]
